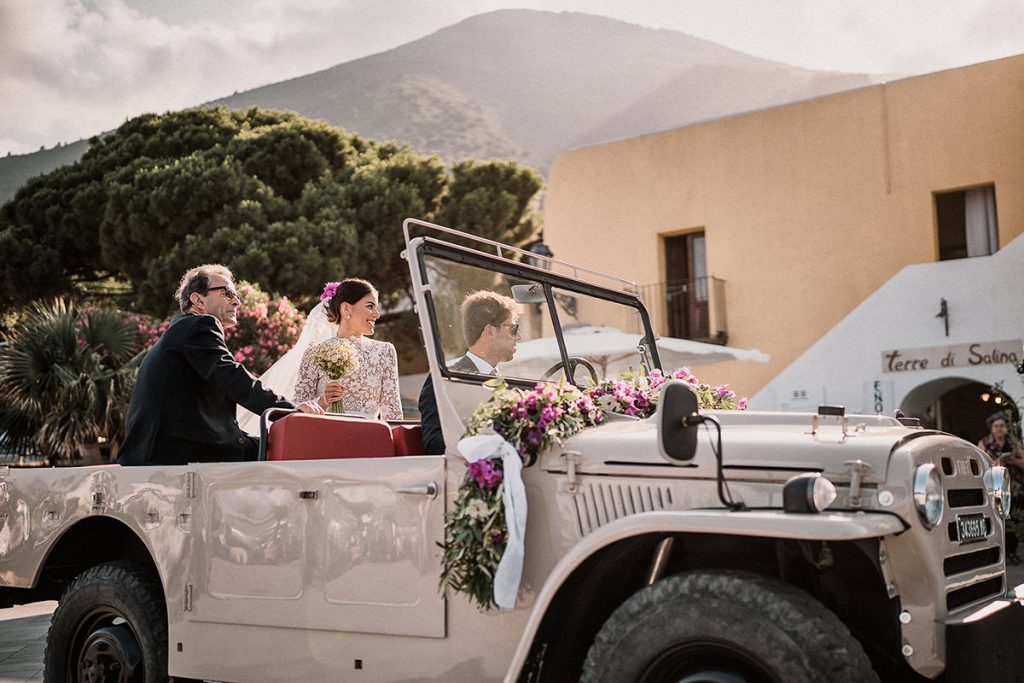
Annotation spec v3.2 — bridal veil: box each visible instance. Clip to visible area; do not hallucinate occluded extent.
[237,301,337,436]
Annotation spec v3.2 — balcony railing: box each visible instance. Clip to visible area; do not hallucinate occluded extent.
[636,277,728,344]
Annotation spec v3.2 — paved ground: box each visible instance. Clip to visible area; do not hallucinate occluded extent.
[0,602,54,683]
[3,565,1024,680]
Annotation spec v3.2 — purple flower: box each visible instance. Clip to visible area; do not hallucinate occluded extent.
[320,281,340,302]
[468,458,504,491]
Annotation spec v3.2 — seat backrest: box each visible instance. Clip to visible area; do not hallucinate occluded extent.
[391,423,424,456]
[267,413,395,461]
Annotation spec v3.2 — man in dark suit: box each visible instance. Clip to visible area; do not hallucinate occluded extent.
[118,264,323,466]
[419,291,521,454]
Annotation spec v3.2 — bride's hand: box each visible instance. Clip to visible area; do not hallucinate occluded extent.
[321,379,345,407]
[296,400,325,415]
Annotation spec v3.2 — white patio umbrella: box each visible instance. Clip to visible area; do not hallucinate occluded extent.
[499,326,769,379]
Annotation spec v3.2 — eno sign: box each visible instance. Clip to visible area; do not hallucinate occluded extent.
[881,339,1022,373]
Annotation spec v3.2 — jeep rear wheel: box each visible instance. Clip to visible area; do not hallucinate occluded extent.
[581,569,878,683]
[44,562,168,683]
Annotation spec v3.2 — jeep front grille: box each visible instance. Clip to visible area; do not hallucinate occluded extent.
[947,576,1003,610]
[572,480,674,536]
[930,448,1004,611]
[943,547,1001,577]
[947,488,985,508]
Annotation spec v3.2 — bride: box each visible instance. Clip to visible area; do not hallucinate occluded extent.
[238,278,402,435]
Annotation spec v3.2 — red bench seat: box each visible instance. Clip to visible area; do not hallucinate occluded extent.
[267,413,395,461]
[265,414,426,461]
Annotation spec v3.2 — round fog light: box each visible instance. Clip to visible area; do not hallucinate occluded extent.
[783,473,837,513]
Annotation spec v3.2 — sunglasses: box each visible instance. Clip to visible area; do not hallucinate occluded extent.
[498,322,520,335]
[205,285,240,301]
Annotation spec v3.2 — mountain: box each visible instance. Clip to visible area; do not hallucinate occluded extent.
[0,10,877,204]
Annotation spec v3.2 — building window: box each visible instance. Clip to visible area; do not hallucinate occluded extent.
[936,185,999,261]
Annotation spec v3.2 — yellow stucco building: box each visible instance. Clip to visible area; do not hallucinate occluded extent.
[544,54,1024,440]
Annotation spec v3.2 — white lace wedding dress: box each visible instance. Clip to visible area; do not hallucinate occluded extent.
[237,301,402,435]
[293,336,402,420]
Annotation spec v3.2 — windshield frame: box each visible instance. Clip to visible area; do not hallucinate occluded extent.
[414,237,662,388]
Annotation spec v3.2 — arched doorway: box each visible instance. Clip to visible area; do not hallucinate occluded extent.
[901,377,1020,444]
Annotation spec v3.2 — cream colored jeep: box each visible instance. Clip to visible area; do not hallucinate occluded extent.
[0,219,1021,682]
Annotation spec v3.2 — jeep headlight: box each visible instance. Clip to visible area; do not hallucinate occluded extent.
[984,465,1012,519]
[913,463,944,529]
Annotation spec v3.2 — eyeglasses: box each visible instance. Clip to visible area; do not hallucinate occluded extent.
[499,322,520,335]
[205,285,240,301]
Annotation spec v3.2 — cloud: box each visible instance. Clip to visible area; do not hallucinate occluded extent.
[2,0,1023,155]
[0,0,462,154]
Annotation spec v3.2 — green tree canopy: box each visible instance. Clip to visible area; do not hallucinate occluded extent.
[0,106,543,316]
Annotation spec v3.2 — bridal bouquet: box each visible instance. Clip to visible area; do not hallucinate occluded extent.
[307,338,360,413]
[440,379,603,610]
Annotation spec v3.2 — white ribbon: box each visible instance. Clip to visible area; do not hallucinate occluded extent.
[457,433,527,609]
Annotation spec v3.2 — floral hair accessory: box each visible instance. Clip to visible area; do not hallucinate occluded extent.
[320,281,340,302]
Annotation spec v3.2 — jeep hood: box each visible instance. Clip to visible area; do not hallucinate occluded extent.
[556,410,928,482]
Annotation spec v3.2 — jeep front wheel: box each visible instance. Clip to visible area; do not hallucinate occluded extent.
[581,569,879,683]
[44,561,168,683]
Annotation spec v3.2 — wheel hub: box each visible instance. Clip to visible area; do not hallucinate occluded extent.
[77,625,140,683]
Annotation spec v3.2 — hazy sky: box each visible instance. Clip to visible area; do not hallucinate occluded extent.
[2,0,1023,156]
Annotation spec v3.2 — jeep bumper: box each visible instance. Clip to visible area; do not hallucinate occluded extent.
[945,592,1024,682]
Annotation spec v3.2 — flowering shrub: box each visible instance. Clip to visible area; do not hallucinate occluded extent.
[223,282,305,375]
[440,380,603,610]
[124,313,170,350]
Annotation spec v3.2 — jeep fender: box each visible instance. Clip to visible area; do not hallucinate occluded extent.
[504,508,908,682]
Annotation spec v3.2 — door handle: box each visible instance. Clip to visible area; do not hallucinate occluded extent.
[395,481,439,499]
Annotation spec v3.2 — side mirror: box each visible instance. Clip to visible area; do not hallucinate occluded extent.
[657,381,699,463]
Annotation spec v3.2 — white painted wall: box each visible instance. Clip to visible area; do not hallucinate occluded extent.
[752,236,1024,415]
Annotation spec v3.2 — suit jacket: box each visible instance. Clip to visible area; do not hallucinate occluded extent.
[418,354,480,455]
[118,314,293,466]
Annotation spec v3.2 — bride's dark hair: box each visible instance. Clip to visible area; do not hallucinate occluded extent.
[325,278,376,323]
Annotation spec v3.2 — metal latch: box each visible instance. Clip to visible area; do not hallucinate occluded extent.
[844,459,872,507]
[812,405,848,437]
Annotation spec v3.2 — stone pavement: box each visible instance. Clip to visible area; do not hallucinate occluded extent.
[0,602,54,683]
[2,565,1024,680]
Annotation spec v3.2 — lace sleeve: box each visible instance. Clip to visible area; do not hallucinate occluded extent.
[292,350,323,404]
[378,343,403,420]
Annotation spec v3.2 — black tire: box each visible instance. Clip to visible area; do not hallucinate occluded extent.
[44,561,168,683]
[581,569,879,683]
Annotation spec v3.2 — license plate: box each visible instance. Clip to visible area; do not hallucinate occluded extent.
[957,514,987,544]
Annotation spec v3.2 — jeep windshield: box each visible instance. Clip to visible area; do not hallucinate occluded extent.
[409,224,661,388]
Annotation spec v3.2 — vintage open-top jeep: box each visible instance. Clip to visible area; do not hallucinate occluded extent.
[1,219,1022,682]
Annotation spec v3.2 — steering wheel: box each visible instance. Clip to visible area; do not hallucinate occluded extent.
[543,357,599,386]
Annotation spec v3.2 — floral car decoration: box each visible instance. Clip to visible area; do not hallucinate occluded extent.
[440,369,748,610]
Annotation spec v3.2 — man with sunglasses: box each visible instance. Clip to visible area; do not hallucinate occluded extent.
[119,264,323,466]
[419,291,521,454]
